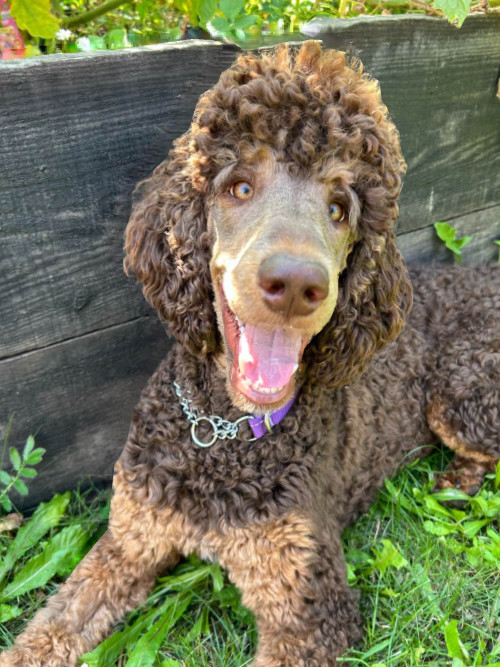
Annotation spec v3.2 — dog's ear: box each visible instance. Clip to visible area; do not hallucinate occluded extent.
[308,232,412,388]
[124,137,217,355]
[307,101,412,388]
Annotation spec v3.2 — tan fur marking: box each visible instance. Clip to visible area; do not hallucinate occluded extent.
[427,402,497,465]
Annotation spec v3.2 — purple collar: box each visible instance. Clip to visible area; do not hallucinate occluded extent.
[248,393,298,439]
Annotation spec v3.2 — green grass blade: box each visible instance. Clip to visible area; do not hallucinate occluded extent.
[126,592,193,666]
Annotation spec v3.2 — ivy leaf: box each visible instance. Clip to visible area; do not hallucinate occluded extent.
[10,0,60,39]
[433,0,471,26]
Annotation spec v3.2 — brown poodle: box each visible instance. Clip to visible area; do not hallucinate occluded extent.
[1,41,499,667]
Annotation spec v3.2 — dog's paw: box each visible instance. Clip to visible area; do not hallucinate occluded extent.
[0,625,85,667]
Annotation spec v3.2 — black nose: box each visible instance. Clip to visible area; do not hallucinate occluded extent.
[258,254,329,317]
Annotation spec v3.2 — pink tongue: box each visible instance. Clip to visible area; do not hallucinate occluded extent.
[238,325,303,389]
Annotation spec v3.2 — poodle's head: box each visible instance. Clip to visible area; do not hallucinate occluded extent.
[124,41,412,413]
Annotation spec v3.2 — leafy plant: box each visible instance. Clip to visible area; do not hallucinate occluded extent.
[434,221,472,261]
[6,0,499,60]
[0,493,91,623]
[495,239,500,264]
[0,427,45,513]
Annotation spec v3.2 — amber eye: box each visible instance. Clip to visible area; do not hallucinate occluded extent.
[229,181,253,200]
[329,202,346,223]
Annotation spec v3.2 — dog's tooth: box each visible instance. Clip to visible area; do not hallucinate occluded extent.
[292,364,299,374]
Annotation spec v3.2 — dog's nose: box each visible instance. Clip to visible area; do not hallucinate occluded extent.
[258,254,329,317]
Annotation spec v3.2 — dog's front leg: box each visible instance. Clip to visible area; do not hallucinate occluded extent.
[0,463,194,667]
[217,512,362,667]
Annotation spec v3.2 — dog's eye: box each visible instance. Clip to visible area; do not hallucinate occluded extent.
[329,202,346,223]
[229,181,253,200]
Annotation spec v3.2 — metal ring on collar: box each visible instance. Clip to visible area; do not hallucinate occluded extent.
[234,415,257,442]
[191,416,218,448]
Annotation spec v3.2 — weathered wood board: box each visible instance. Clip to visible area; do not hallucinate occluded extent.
[0,20,499,507]
[0,40,238,359]
[1,317,168,506]
[307,15,500,234]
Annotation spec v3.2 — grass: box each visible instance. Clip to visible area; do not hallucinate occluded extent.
[1,450,500,667]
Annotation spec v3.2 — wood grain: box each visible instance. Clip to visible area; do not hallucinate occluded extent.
[309,15,500,234]
[0,41,238,358]
[0,316,169,508]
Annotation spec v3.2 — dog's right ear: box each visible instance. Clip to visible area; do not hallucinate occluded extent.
[124,137,217,355]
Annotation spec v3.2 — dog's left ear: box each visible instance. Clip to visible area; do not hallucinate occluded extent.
[124,135,217,355]
[307,106,412,388]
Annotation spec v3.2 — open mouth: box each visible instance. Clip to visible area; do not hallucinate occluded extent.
[220,285,307,407]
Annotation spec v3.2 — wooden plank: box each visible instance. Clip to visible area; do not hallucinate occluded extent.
[0,316,169,508]
[306,15,500,234]
[398,204,500,265]
[0,41,238,359]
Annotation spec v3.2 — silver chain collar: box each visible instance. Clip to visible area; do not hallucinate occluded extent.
[173,381,255,448]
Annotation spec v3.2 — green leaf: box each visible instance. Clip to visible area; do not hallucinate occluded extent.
[423,519,457,536]
[10,0,60,38]
[1,524,89,601]
[22,436,35,461]
[12,479,29,496]
[126,593,193,666]
[9,448,21,472]
[107,28,127,49]
[210,564,224,592]
[432,488,471,503]
[198,0,217,25]
[434,221,456,243]
[88,34,106,50]
[157,661,183,667]
[433,0,471,26]
[208,16,231,33]
[233,14,258,29]
[0,492,70,584]
[19,467,37,479]
[0,470,12,486]
[0,603,23,622]
[371,539,408,575]
[445,620,470,661]
[0,494,13,512]
[24,448,45,466]
[462,519,490,538]
[220,0,244,21]
[186,606,210,642]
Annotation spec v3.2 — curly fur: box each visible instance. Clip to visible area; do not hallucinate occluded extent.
[124,42,411,385]
[1,42,499,667]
